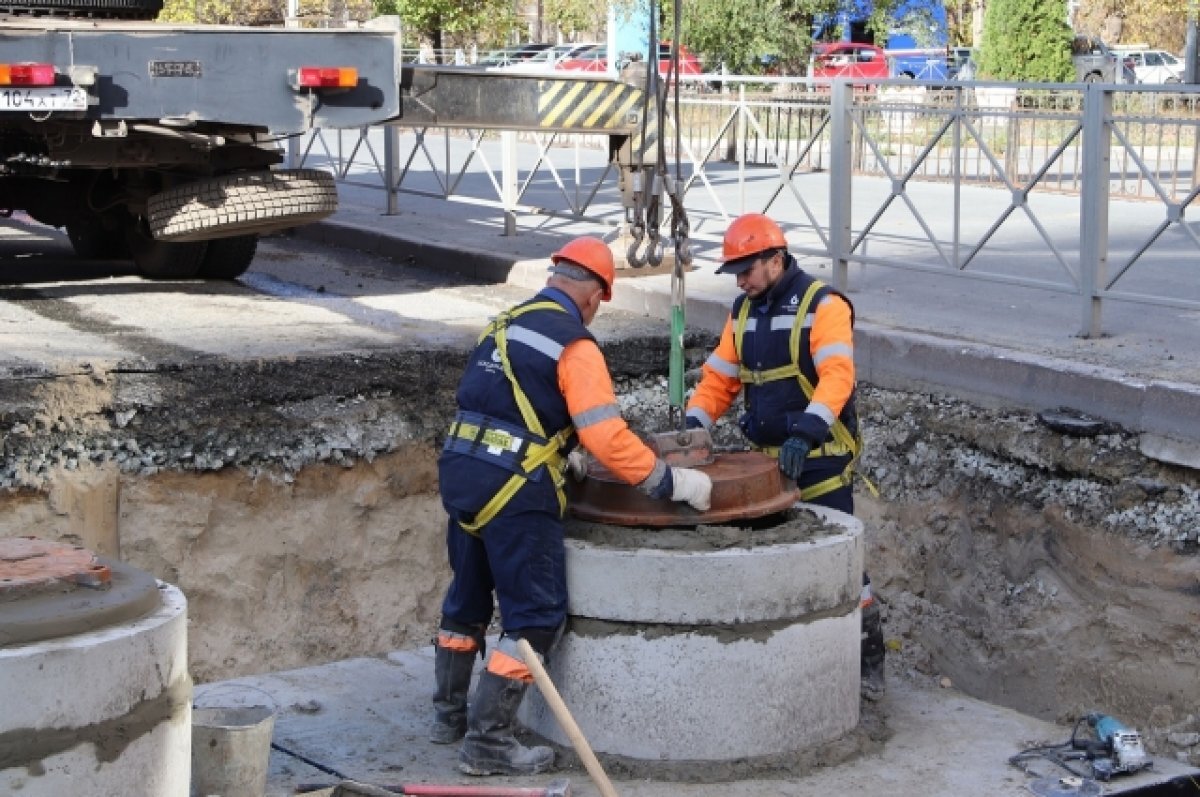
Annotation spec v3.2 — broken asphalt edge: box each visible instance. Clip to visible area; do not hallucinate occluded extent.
[299,219,1200,470]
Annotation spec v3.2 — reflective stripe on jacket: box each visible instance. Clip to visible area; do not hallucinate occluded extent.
[558,339,661,487]
[439,290,589,521]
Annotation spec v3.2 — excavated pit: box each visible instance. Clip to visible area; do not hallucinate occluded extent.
[1,332,1198,767]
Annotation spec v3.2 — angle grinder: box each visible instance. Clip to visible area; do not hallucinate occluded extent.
[1076,712,1152,780]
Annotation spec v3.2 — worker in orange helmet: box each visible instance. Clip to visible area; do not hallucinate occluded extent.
[684,213,885,701]
[432,235,713,775]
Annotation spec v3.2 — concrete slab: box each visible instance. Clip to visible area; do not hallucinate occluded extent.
[195,645,1199,797]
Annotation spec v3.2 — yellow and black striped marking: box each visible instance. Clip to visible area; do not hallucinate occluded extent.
[536,79,645,132]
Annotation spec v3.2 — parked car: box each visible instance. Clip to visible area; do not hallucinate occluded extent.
[497,43,600,73]
[1071,36,1135,83]
[1119,49,1184,84]
[809,42,890,82]
[478,43,553,68]
[555,42,703,78]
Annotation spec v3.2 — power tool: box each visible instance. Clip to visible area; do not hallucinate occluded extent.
[1074,712,1152,781]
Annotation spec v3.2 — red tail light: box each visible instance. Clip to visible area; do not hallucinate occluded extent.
[296,67,358,88]
[0,63,56,86]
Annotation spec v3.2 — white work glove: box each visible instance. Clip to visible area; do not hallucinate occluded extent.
[566,450,589,481]
[670,467,713,512]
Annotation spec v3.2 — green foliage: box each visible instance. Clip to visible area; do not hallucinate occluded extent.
[977,0,1075,81]
[544,0,610,38]
[864,0,898,45]
[159,0,281,24]
[160,0,373,25]
[682,0,777,73]
[894,2,944,47]
[680,0,838,75]
[392,0,518,49]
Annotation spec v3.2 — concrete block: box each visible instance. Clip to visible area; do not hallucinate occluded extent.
[0,584,190,797]
[566,511,863,624]
[521,614,860,760]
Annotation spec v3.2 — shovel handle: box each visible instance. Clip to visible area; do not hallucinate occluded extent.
[516,639,619,797]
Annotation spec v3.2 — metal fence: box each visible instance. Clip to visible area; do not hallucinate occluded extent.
[290,76,1200,337]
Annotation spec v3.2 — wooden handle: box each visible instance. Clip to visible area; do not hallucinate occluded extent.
[516,638,619,797]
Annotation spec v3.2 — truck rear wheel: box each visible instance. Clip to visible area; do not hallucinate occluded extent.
[197,235,258,280]
[126,223,206,280]
[147,170,337,243]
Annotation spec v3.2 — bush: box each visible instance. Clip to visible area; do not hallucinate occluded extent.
[977,0,1074,82]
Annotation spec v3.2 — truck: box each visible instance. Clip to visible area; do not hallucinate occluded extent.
[0,5,663,281]
[0,7,402,279]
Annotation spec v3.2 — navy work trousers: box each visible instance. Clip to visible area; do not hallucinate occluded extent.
[440,501,567,639]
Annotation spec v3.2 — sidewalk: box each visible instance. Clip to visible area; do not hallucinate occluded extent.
[200,645,1196,797]
[299,180,1200,463]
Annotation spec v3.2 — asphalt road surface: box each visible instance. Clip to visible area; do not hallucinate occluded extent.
[0,217,679,377]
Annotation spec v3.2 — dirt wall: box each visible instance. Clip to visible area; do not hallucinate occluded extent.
[1,341,1198,764]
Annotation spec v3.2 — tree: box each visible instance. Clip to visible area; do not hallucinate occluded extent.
[1074,0,1192,52]
[976,0,1074,80]
[378,0,519,57]
[544,0,609,39]
[160,0,373,25]
[943,0,977,46]
[1120,0,1191,52]
[159,0,282,24]
[680,0,779,74]
[675,0,838,75]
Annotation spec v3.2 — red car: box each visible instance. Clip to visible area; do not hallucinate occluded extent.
[556,42,703,78]
[810,42,890,82]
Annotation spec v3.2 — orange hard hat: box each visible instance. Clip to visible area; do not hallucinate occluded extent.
[551,236,615,301]
[718,213,787,273]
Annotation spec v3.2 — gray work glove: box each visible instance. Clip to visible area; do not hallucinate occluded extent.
[566,450,589,481]
[670,467,713,512]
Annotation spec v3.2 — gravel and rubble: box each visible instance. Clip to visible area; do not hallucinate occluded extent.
[614,373,1200,551]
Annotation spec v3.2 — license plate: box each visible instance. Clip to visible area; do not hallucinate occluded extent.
[0,87,88,112]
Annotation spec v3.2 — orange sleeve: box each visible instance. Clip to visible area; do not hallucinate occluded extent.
[558,338,660,486]
[685,316,743,428]
[808,293,855,418]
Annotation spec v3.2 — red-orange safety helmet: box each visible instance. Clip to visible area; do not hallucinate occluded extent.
[718,213,787,273]
[551,236,615,301]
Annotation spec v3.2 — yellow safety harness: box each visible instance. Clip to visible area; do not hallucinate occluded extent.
[449,302,574,535]
[733,280,872,502]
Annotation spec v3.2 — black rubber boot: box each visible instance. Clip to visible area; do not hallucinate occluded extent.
[860,598,887,701]
[458,671,555,776]
[430,645,476,744]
